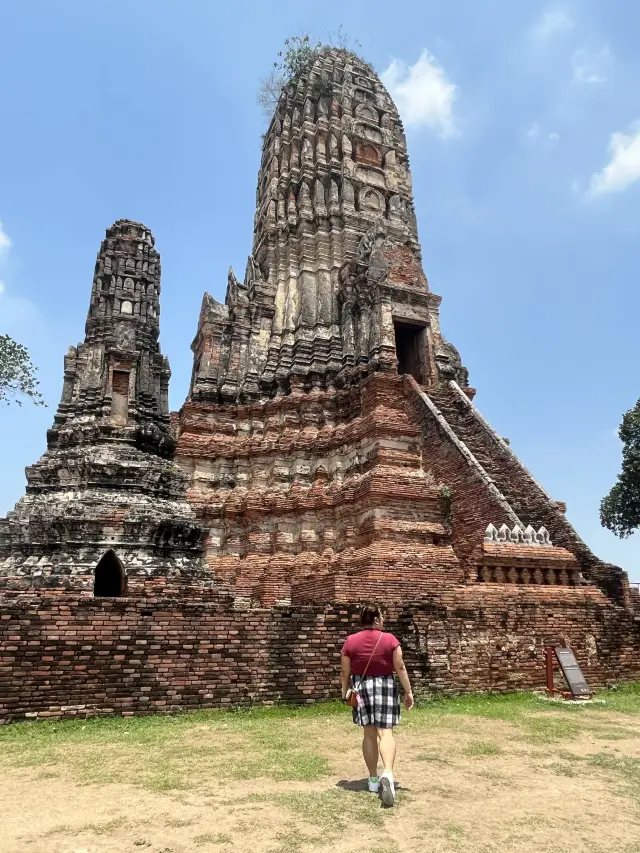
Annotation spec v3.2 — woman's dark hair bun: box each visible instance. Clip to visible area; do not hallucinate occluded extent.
[360,604,382,626]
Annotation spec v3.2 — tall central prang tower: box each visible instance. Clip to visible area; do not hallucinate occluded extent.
[175,47,629,609]
[189,48,467,403]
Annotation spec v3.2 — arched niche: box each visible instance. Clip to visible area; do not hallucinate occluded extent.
[360,187,384,211]
[355,103,378,124]
[355,141,382,168]
[354,88,374,103]
[93,550,126,597]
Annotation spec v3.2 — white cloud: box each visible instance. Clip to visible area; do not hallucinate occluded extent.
[531,9,575,41]
[588,122,640,197]
[0,222,11,255]
[0,281,5,295]
[525,123,559,149]
[572,46,610,84]
[381,49,458,137]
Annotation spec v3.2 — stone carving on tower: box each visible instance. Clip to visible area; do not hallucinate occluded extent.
[188,47,470,402]
[0,220,209,594]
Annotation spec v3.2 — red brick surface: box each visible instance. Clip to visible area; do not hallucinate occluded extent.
[427,382,630,605]
[1,588,639,722]
[176,374,466,605]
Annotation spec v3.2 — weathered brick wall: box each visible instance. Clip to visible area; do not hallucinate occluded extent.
[2,588,640,723]
[404,378,517,578]
[177,374,465,605]
[429,382,630,605]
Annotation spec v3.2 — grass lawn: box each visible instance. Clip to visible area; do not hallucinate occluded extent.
[2,687,640,852]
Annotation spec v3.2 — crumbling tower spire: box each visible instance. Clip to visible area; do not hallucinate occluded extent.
[50,219,173,456]
[176,43,627,610]
[189,47,469,403]
[0,221,210,594]
[252,48,419,388]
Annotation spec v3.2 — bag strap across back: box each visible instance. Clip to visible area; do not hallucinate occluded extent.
[360,631,383,680]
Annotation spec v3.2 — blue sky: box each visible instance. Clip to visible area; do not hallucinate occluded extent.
[1,0,639,578]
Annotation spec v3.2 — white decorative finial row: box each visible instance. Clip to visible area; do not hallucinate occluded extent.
[484,523,552,546]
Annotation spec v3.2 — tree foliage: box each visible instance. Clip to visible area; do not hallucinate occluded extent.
[600,397,640,537]
[276,34,322,81]
[0,334,45,406]
[257,29,364,122]
[257,34,320,120]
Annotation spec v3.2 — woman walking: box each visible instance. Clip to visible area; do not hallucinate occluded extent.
[341,604,414,807]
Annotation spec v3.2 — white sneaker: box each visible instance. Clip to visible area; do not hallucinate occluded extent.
[379,771,395,806]
[368,778,380,793]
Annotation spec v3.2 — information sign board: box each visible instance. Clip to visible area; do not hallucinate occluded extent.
[554,647,591,697]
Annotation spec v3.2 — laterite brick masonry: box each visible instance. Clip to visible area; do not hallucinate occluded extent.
[2,589,640,723]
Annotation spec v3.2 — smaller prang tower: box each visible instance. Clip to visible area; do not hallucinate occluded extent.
[51,218,173,455]
[0,220,209,595]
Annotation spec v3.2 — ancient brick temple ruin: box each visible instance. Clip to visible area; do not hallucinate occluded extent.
[1,47,639,721]
[0,220,210,598]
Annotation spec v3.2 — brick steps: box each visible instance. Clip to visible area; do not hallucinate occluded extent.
[426,382,630,605]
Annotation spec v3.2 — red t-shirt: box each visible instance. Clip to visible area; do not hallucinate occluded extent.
[341,629,400,677]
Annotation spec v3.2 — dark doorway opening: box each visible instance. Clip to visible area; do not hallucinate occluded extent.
[94,550,125,597]
[394,321,426,384]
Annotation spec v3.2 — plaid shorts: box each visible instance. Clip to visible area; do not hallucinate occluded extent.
[351,674,401,729]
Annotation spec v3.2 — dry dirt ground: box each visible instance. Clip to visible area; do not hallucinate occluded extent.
[2,689,640,853]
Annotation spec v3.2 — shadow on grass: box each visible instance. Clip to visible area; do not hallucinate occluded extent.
[336,778,369,792]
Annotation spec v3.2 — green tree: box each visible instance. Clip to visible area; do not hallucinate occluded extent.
[0,333,45,406]
[257,30,364,121]
[600,398,640,537]
[257,34,322,120]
